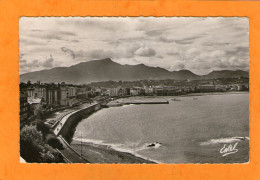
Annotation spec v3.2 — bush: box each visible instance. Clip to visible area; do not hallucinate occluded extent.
[34,120,51,137]
[40,145,64,163]
[20,125,64,163]
[20,125,44,162]
[46,134,63,150]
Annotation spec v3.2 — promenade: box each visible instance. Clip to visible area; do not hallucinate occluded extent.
[50,102,99,163]
[53,102,99,135]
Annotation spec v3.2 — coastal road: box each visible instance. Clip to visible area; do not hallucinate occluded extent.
[51,103,99,163]
[53,102,98,135]
[58,136,89,163]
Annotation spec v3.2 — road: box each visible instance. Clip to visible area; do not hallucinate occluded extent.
[47,101,103,163]
[53,102,98,135]
[58,136,89,163]
[50,102,99,163]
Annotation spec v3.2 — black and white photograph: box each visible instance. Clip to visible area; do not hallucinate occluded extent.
[19,17,249,164]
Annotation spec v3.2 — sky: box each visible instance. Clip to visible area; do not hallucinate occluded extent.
[19,17,249,75]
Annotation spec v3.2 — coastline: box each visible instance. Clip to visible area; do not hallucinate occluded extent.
[59,91,249,163]
[52,101,157,163]
[70,140,156,164]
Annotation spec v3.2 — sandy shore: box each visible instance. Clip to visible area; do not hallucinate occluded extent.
[70,141,156,164]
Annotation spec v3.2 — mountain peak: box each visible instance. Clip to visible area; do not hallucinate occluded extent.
[100,58,112,61]
[19,58,249,84]
[97,58,114,63]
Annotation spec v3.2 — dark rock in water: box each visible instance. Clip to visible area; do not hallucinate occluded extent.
[147,143,156,147]
[147,142,162,148]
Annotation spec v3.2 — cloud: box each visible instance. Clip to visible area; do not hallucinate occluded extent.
[160,36,175,43]
[156,55,164,59]
[19,38,46,46]
[61,47,76,59]
[19,53,24,60]
[19,55,54,74]
[71,39,80,43]
[42,57,54,67]
[58,31,77,36]
[86,49,115,60]
[160,35,201,44]
[20,60,40,70]
[174,36,201,45]
[19,17,249,75]
[134,47,156,57]
[63,44,141,62]
[167,47,182,56]
[174,62,186,70]
[19,59,26,63]
[185,48,200,60]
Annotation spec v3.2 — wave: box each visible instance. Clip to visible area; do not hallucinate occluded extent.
[200,136,250,146]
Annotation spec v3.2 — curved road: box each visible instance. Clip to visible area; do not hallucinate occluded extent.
[53,102,98,135]
[52,102,99,163]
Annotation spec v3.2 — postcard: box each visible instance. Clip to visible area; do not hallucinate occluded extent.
[19,17,249,164]
[0,0,259,179]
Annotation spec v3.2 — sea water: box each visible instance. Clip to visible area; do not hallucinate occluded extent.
[73,93,249,163]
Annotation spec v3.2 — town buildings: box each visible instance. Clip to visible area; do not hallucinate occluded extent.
[19,93,29,121]
[19,79,249,121]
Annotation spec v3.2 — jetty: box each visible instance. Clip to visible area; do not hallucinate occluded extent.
[122,100,169,105]
[106,99,169,107]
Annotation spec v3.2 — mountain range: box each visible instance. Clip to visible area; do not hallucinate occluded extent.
[20,58,249,84]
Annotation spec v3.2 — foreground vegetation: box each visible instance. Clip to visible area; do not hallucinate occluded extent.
[20,120,64,163]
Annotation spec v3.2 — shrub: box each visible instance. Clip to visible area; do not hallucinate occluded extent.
[20,125,64,163]
[40,146,63,163]
[34,120,51,137]
[20,125,44,162]
[46,134,63,150]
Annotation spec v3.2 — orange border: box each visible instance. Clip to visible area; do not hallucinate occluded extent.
[0,0,259,179]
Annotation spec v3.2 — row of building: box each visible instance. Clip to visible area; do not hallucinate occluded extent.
[19,82,249,121]
[21,82,250,102]
[26,85,78,106]
[20,83,87,121]
[102,84,249,97]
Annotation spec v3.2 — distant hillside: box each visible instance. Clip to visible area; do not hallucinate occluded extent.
[19,58,249,84]
[202,70,249,79]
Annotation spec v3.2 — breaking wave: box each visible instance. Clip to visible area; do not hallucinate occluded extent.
[72,137,162,163]
[200,137,249,146]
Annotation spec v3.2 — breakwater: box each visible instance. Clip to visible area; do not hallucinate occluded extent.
[123,100,169,104]
[105,100,169,107]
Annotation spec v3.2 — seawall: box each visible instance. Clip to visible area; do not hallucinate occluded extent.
[51,100,157,163]
[56,103,102,143]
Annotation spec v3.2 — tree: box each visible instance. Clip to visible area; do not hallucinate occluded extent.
[20,125,64,163]
[34,120,51,138]
[20,125,44,162]
[46,134,63,149]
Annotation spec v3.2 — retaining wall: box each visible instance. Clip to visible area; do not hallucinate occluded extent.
[58,103,102,143]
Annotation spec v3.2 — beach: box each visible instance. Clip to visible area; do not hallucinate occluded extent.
[70,141,156,164]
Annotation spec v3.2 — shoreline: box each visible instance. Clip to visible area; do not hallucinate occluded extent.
[60,91,248,163]
[70,140,156,164]
[52,101,157,163]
